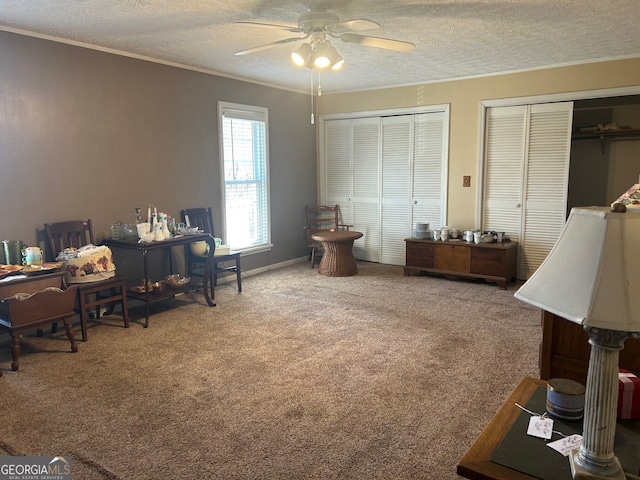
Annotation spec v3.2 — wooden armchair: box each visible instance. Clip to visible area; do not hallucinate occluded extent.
[304,205,350,268]
[44,219,129,341]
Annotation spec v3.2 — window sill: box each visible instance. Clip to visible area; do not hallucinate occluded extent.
[233,243,273,256]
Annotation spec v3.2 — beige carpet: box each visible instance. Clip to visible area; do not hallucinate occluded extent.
[0,261,541,479]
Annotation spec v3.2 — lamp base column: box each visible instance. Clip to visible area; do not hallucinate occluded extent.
[569,327,630,480]
[569,450,625,480]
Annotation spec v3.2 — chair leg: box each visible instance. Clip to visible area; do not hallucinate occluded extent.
[121,284,130,329]
[95,293,101,319]
[103,287,117,316]
[235,256,242,292]
[78,290,88,342]
[310,248,316,268]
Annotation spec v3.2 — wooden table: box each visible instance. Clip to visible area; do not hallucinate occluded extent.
[106,233,216,327]
[311,230,363,277]
[457,377,640,480]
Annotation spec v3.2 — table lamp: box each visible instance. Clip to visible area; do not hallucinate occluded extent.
[514,205,640,480]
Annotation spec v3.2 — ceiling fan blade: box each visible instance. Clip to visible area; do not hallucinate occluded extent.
[340,33,415,52]
[235,37,306,56]
[233,21,302,34]
[329,19,380,33]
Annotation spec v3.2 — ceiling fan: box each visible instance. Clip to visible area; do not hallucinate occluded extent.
[234,5,415,70]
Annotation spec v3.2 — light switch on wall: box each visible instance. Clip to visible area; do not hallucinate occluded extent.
[463,175,471,187]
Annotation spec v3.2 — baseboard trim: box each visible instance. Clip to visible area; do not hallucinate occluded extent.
[215,256,308,284]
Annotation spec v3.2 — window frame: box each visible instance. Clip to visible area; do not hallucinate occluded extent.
[218,101,272,254]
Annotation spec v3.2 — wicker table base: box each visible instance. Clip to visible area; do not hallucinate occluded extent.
[311,231,363,277]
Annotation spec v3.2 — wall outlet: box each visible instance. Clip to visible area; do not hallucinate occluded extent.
[463,175,471,187]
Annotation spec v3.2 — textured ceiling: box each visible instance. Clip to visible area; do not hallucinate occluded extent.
[1,0,639,94]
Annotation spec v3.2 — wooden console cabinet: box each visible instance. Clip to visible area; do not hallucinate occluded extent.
[0,272,78,372]
[539,310,640,383]
[404,238,518,289]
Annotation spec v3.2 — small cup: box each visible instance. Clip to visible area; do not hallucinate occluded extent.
[22,247,43,266]
[432,230,441,241]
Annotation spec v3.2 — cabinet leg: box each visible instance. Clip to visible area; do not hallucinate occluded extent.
[64,318,78,353]
[10,335,20,371]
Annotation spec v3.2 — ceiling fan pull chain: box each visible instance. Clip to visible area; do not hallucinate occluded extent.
[310,70,315,125]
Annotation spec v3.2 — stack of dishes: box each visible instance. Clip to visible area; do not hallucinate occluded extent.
[413,222,430,239]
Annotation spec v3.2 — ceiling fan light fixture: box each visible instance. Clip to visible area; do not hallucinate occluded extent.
[291,43,312,67]
[312,43,332,69]
[330,50,344,71]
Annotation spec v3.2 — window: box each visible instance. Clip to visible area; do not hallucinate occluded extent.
[218,102,271,253]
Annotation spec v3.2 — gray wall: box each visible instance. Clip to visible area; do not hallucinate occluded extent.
[0,30,317,276]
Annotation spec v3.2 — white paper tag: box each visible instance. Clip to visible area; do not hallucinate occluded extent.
[527,416,554,439]
[547,434,583,456]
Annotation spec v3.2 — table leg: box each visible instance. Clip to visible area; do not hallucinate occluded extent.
[143,249,150,328]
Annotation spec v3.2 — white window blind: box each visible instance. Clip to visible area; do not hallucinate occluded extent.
[219,102,270,252]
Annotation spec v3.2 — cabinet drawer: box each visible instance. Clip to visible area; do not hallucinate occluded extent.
[435,244,470,273]
[471,248,507,277]
[405,241,434,268]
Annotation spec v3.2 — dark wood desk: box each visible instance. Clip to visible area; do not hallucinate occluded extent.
[106,234,216,327]
[457,377,640,480]
[311,230,363,277]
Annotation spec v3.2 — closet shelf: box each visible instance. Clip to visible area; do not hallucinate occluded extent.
[572,128,640,153]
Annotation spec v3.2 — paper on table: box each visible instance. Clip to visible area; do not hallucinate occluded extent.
[547,434,582,456]
[527,416,554,440]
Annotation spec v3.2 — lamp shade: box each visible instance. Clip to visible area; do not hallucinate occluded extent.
[312,43,332,69]
[612,182,640,209]
[514,206,640,332]
[291,43,312,67]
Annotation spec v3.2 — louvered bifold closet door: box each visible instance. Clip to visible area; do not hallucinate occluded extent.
[325,119,353,226]
[381,115,412,265]
[352,117,381,262]
[412,111,447,232]
[483,106,527,245]
[520,102,573,279]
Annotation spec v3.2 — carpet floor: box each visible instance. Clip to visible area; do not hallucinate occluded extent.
[0,261,541,479]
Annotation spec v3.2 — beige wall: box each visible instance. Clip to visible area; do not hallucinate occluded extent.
[316,58,640,229]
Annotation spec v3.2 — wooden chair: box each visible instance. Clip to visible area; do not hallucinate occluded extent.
[304,205,350,268]
[180,208,241,299]
[44,219,129,341]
